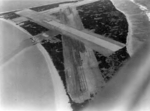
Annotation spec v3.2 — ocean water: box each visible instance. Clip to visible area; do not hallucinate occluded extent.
[0,0,72,13]
[0,19,72,111]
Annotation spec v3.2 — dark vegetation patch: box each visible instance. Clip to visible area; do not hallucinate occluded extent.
[0,12,20,20]
[19,20,49,36]
[76,0,130,82]
[77,0,128,44]
[94,47,130,82]
[41,35,67,89]
[41,34,90,111]
[3,0,130,110]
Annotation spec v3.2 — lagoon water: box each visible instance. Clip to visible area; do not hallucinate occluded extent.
[0,0,72,13]
[0,14,71,111]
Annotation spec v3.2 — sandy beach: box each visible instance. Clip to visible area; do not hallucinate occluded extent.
[0,19,71,111]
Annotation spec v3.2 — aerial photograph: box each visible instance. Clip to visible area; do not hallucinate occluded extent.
[0,0,150,111]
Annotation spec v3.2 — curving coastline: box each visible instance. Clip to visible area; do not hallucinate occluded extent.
[0,18,71,111]
[37,44,72,111]
[110,0,150,56]
[0,18,33,66]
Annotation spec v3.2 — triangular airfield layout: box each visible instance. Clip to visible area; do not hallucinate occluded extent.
[0,0,150,110]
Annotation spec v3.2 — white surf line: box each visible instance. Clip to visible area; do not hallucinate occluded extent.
[130,0,150,21]
[0,0,76,15]
[41,0,99,14]
[0,18,72,111]
[0,18,32,39]
[37,44,72,111]
[0,19,34,67]
[110,0,148,56]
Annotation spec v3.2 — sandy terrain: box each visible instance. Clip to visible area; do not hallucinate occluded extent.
[0,19,33,65]
[0,19,71,111]
[110,0,150,56]
[0,46,56,111]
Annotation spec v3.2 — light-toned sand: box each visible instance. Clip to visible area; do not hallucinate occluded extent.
[0,19,72,111]
[82,0,150,111]
[0,19,32,65]
[0,46,56,111]
[0,0,74,13]
[110,0,150,56]
[134,0,150,10]
[37,44,72,111]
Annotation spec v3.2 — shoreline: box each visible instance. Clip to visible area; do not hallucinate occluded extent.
[0,0,76,14]
[0,18,33,38]
[0,17,72,111]
[110,0,150,56]
[0,18,34,66]
[37,44,72,111]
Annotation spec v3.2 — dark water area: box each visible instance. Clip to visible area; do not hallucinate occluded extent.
[77,0,128,44]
